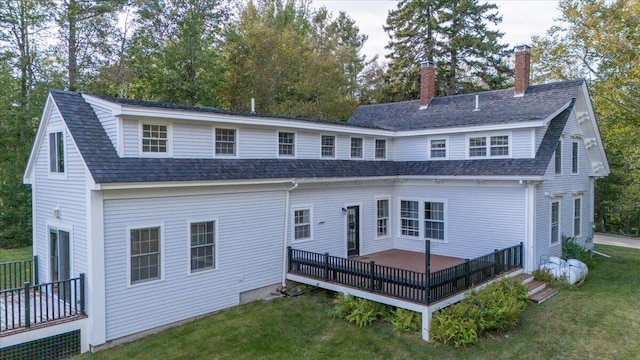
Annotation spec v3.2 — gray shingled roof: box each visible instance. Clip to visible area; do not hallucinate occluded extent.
[49,88,574,184]
[348,79,583,131]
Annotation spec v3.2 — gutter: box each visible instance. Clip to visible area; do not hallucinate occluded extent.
[282,179,299,287]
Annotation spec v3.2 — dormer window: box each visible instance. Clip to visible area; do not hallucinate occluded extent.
[215,128,236,156]
[468,134,510,158]
[321,135,335,158]
[350,137,363,159]
[142,124,168,153]
[375,139,386,159]
[430,139,447,159]
[278,132,295,157]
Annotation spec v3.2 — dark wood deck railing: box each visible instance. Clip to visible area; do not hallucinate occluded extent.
[288,242,523,304]
[0,256,38,291]
[1,274,86,333]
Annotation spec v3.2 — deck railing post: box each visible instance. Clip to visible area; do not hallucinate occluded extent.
[80,273,86,315]
[33,255,39,284]
[324,253,330,280]
[519,242,524,267]
[494,249,502,274]
[464,259,470,289]
[425,240,431,304]
[287,247,292,272]
[24,281,31,328]
[369,261,375,292]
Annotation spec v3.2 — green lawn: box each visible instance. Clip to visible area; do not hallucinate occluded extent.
[76,244,639,359]
[0,246,32,262]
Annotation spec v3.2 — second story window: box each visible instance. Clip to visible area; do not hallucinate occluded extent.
[215,128,236,156]
[375,139,386,159]
[469,135,509,158]
[490,135,509,156]
[572,141,579,174]
[142,124,167,153]
[351,137,363,158]
[555,141,562,175]
[430,139,446,159]
[49,131,65,173]
[321,135,335,158]
[278,132,295,157]
[469,137,487,157]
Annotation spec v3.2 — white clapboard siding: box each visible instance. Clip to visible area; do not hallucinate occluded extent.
[122,119,139,157]
[89,103,118,150]
[393,136,427,161]
[102,190,285,341]
[173,123,212,158]
[239,127,277,158]
[511,129,533,158]
[33,107,88,283]
[393,184,526,260]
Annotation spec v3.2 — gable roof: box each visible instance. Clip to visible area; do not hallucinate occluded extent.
[31,90,575,186]
[348,79,584,131]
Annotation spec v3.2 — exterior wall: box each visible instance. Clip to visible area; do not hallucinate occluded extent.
[88,103,117,150]
[534,111,593,265]
[287,182,395,257]
[33,107,88,283]
[173,123,213,158]
[102,188,285,341]
[393,181,526,260]
[122,119,138,157]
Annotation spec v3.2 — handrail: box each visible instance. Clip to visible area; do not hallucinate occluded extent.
[0,256,38,291]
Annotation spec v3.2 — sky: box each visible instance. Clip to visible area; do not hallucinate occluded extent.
[314,0,562,61]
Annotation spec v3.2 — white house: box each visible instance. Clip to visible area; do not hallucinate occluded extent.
[17,46,608,352]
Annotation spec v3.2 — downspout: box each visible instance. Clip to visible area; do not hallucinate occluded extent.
[282,179,299,287]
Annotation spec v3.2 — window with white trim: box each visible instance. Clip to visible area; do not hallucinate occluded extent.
[376,199,389,237]
[190,221,216,272]
[469,137,487,157]
[278,132,295,156]
[49,131,65,173]
[572,141,579,174]
[294,208,311,241]
[321,135,335,158]
[554,141,562,175]
[490,135,509,156]
[400,200,419,237]
[351,138,363,158]
[215,128,236,156]
[130,227,161,284]
[425,201,445,240]
[573,197,582,237]
[430,139,446,158]
[142,124,168,153]
[375,139,386,159]
[551,201,560,245]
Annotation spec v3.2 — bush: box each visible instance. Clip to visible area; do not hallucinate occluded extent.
[331,293,389,327]
[562,236,597,269]
[430,278,528,347]
[532,268,567,288]
[390,308,421,334]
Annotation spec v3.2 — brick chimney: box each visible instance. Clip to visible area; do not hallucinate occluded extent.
[420,60,435,108]
[514,45,531,97]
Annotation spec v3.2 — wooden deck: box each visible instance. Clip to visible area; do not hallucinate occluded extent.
[353,249,465,273]
[1,287,81,333]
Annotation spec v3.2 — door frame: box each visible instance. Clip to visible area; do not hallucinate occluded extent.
[344,202,362,257]
[47,222,73,283]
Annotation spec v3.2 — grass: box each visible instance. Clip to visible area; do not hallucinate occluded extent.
[75,244,640,360]
[0,246,32,263]
[0,246,34,290]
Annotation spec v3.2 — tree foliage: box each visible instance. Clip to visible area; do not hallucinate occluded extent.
[383,0,512,102]
[532,0,640,234]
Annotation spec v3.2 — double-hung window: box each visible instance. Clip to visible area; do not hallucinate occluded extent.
[190,221,216,272]
[572,141,579,174]
[215,128,236,156]
[425,201,445,241]
[49,131,65,173]
[573,197,582,237]
[550,201,560,245]
[294,208,311,241]
[469,137,487,157]
[321,135,335,158]
[490,135,509,156]
[555,141,562,175]
[142,124,168,153]
[469,135,510,157]
[430,139,446,159]
[375,139,386,159]
[351,138,363,159]
[130,227,161,285]
[376,199,389,237]
[278,132,295,156]
[400,200,419,237]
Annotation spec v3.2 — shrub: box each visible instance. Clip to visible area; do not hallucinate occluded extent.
[331,293,356,319]
[430,278,528,347]
[331,293,389,327]
[562,236,597,269]
[390,308,421,334]
[532,268,567,288]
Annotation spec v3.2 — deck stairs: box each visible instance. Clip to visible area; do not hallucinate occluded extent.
[511,273,559,304]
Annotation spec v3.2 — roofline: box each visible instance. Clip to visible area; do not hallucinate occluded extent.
[394,120,545,137]
[579,82,610,175]
[543,100,573,127]
[93,174,546,190]
[24,94,56,184]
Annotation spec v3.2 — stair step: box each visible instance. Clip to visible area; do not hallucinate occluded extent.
[511,273,534,284]
[526,280,546,297]
[528,287,559,303]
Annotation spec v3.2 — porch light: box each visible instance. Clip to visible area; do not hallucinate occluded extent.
[341,207,347,215]
[53,206,60,218]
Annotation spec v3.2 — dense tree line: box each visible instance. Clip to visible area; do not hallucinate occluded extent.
[1,0,635,247]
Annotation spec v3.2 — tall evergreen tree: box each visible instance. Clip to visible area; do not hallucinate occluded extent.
[383,0,511,101]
